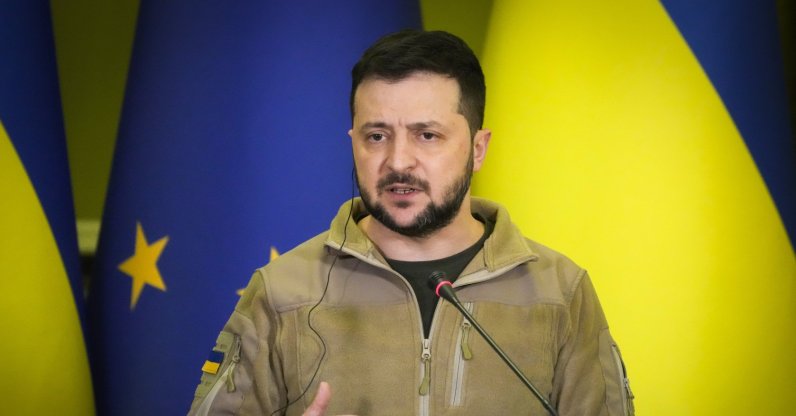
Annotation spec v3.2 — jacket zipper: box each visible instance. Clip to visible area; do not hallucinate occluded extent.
[450,302,473,407]
[195,336,242,416]
[419,338,432,393]
[226,336,242,392]
[418,338,434,416]
[460,320,473,360]
[611,343,634,415]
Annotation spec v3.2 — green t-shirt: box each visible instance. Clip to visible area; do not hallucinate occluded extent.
[385,215,494,338]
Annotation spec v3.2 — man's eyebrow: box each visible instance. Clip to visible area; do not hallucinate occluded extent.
[358,121,390,132]
[357,120,443,133]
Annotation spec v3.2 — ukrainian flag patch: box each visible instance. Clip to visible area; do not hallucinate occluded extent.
[201,350,224,375]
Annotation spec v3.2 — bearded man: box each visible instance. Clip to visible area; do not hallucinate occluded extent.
[189,30,634,416]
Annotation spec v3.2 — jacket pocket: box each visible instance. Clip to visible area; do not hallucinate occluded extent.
[449,302,474,407]
[611,342,635,415]
[192,331,242,416]
[599,329,634,416]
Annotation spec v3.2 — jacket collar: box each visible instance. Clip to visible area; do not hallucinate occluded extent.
[325,197,538,272]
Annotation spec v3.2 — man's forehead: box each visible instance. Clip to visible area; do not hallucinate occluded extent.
[352,73,461,118]
[356,71,458,92]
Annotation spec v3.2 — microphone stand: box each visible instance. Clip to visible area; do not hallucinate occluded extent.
[429,272,558,416]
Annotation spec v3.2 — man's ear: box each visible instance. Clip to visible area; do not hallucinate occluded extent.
[472,128,491,172]
[348,129,354,141]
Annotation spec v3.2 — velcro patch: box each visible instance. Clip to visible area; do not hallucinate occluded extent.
[201,350,225,374]
[194,331,239,399]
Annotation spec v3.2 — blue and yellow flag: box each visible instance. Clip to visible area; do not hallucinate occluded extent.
[89,2,420,414]
[0,2,94,414]
[476,0,795,414]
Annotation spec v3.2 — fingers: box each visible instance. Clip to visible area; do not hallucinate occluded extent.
[303,381,332,416]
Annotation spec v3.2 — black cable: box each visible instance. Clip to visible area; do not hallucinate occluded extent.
[271,168,356,415]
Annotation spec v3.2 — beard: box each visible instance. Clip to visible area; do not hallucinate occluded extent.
[357,154,473,238]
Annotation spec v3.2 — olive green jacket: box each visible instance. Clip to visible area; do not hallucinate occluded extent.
[189,198,634,415]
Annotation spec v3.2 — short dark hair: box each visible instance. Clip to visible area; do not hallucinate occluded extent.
[350,30,485,136]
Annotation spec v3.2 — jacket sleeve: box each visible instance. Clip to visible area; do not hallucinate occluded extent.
[552,271,635,416]
[188,270,286,415]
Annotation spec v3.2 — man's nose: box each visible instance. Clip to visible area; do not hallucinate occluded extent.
[385,135,417,172]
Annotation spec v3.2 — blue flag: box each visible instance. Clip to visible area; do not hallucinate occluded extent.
[0,2,94,413]
[89,2,420,414]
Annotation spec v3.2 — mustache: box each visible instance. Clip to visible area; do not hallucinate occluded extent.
[377,172,429,192]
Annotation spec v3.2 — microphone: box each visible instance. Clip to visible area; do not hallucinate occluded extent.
[427,271,558,416]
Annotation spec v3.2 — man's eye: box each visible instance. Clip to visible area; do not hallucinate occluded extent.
[368,133,385,142]
[420,132,436,140]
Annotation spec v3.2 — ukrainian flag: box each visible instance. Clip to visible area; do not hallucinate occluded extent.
[0,2,94,414]
[475,1,795,414]
[88,2,420,414]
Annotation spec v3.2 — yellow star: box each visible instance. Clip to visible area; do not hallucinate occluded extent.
[118,222,169,310]
[236,246,280,296]
[269,246,280,262]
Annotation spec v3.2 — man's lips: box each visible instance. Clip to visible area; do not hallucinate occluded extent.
[386,184,422,194]
[376,173,429,196]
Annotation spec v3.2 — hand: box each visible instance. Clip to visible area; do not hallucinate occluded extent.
[302,382,357,416]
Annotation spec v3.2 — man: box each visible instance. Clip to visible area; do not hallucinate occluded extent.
[189,30,633,415]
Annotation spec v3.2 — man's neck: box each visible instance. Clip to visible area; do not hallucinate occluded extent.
[358,200,485,262]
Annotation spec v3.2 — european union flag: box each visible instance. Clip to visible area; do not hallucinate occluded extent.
[89,2,420,414]
[0,2,93,414]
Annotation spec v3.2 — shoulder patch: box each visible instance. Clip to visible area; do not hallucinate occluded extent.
[194,331,241,399]
[201,350,225,375]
